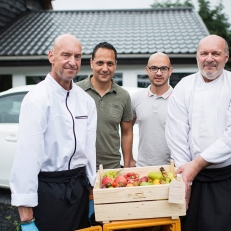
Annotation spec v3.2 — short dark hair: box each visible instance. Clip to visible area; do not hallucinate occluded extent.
[92,42,117,60]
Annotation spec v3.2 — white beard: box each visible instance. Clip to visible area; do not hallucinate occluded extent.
[200,69,221,81]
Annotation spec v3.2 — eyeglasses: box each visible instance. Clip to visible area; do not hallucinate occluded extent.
[147,66,170,73]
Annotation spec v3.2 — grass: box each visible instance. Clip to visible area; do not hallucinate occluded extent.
[0,203,20,231]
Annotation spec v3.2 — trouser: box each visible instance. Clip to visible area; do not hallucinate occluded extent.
[33,167,89,231]
[182,164,231,231]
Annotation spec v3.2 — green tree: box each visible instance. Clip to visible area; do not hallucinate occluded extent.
[151,0,231,68]
[151,0,193,8]
[198,0,231,67]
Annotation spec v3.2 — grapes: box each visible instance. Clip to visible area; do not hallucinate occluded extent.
[103,170,119,179]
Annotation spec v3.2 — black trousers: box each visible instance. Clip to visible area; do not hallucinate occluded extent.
[182,165,231,231]
[33,167,89,231]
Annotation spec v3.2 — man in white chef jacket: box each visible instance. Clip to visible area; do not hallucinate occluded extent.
[165,34,231,231]
[10,34,97,231]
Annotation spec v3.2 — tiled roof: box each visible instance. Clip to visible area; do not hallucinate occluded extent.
[0,8,209,59]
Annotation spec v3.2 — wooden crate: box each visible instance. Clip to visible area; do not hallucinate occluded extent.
[93,161,186,223]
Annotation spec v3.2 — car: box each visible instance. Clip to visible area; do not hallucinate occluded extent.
[0,84,142,188]
[0,85,35,188]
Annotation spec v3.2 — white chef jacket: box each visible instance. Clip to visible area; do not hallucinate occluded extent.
[166,70,231,168]
[10,74,97,207]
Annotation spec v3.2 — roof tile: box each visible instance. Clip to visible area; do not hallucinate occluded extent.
[0,8,209,58]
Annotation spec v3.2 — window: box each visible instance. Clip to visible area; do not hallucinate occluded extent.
[73,75,88,83]
[137,75,149,88]
[0,92,27,123]
[170,73,193,88]
[26,76,45,85]
[113,73,123,86]
[0,75,12,92]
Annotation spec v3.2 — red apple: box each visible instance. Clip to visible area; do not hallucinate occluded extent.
[102,177,114,188]
[114,175,127,187]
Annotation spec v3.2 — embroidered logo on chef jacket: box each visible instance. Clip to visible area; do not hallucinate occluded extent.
[75,116,88,119]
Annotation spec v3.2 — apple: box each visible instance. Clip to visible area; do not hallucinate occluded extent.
[102,177,114,188]
[114,175,127,187]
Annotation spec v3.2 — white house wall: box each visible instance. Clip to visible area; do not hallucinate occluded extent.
[0,64,198,88]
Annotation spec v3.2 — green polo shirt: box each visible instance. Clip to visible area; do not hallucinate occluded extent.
[77,76,132,169]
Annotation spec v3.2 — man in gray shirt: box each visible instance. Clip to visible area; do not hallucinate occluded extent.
[132,52,173,166]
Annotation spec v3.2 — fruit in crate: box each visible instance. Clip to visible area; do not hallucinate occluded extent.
[148,167,176,183]
[102,177,115,188]
[132,180,140,186]
[140,182,153,186]
[103,170,120,179]
[148,171,165,181]
[126,183,135,187]
[139,176,148,182]
[124,172,139,180]
[159,167,171,183]
[153,179,160,185]
[114,175,127,187]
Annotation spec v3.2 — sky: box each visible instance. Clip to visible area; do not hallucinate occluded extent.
[52,0,231,23]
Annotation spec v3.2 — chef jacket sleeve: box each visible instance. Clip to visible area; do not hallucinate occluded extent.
[85,99,97,187]
[165,80,192,167]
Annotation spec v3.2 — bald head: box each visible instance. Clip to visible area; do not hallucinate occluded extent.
[147,52,171,67]
[197,35,229,55]
[52,34,82,53]
[48,34,82,90]
[145,52,172,89]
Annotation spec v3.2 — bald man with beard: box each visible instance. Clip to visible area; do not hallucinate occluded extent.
[166,35,231,231]
[131,52,173,167]
[10,34,97,231]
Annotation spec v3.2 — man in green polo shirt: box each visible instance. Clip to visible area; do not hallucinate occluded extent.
[77,42,135,170]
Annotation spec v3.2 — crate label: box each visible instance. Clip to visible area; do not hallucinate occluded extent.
[133,191,146,199]
[168,180,185,204]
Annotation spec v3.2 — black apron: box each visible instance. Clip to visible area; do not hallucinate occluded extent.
[33,167,89,231]
[182,164,231,231]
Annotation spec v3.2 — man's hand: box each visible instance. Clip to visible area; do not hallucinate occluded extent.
[176,155,209,191]
[21,222,39,231]
[129,157,136,167]
[176,156,209,210]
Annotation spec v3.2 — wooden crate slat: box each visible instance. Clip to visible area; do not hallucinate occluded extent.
[94,200,186,222]
[94,185,169,203]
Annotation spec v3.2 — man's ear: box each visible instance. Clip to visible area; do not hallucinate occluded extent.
[169,67,173,77]
[145,66,149,75]
[90,59,93,70]
[48,50,54,64]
